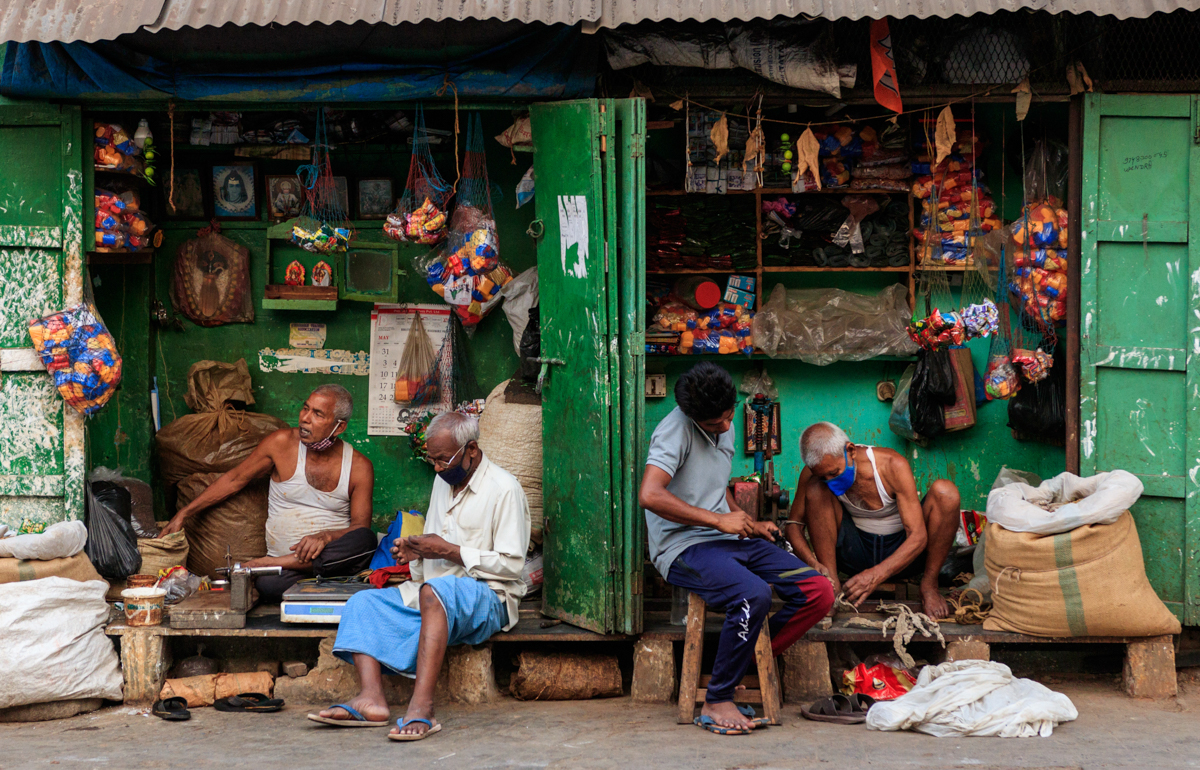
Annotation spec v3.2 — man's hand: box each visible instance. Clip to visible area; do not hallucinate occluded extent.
[405,534,461,562]
[290,531,335,562]
[751,520,781,541]
[714,511,757,539]
[391,536,418,565]
[159,515,186,537]
[843,567,885,607]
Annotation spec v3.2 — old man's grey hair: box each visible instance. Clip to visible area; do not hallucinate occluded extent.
[800,422,850,467]
[311,384,353,422]
[428,411,480,448]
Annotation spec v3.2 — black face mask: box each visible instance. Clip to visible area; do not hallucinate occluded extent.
[436,445,473,487]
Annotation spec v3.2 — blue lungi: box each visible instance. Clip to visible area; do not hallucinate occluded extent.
[332,575,507,677]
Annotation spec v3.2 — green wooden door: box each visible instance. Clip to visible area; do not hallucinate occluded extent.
[530,99,645,634]
[0,101,85,531]
[1080,93,1199,624]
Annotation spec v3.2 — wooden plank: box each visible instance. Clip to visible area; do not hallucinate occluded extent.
[696,688,762,704]
[677,592,706,724]
[170,591,247,629]
[264,284,338,300]
[755,622,783,725]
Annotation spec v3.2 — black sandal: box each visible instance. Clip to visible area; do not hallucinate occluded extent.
[152,697,191,721]
[214,692,285,713]
[800,694,864,725]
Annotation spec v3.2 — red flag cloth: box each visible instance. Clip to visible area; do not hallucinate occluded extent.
[870,19,903,114]
[367,564,410,588]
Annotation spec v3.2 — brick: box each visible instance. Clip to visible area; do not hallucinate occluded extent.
[631,640,675,703]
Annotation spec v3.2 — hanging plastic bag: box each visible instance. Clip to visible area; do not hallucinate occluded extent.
[172,230,255,326]
[292,108,353,254]
[889,364,922,442]
[423,113,515,330]
[394,311,439,405]
[1007,345,1065,444]
[84,476,142,581]
[28,301,123,416]
[908,348,956,439]
[385,105,451,245]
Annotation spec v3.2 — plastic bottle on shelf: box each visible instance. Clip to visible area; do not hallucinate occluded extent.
[133,119,153,150]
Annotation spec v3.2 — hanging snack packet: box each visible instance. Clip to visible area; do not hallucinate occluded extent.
[28,303,123,416]
[423,113,515,330]
[292,109,353,254]
[385,106,450,245]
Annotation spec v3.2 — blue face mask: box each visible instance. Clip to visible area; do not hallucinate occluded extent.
[824,447,856,497]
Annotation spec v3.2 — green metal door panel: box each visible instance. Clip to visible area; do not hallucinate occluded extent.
[1081,92,1200,624]
[611,97,647,634]
[1130,496,1187,608]
[1096,243,1187,352]
[530,100,616,634]
[0,102,84,531]
[1094,369,1185,480]
[0,248,63,346]
[1095,116,1190,226]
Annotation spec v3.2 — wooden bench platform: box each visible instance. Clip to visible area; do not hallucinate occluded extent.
[106,605,1178,705]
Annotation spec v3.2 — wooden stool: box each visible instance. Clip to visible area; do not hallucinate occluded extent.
[677,592,783,725]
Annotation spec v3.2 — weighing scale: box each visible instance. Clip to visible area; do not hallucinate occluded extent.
[280,581,377,624]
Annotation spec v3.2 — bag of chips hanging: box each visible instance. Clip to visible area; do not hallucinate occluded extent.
[385,106,450,245]
[422,113,514,330]
[28,303,123,416]
[394,312,439,405]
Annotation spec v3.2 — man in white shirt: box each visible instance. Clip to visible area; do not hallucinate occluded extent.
[309,412,530,741]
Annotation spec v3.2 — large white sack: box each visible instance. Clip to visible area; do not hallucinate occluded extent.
[0,520,87,560]
[866,661,1077,738]
[985,470,1143,535]
[0,577,123,708]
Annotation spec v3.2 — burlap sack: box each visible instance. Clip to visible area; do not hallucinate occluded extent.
[156,360,288,485]
[984,512,1182,637]
[477,380,543,547]
[105,531,190,599]
[177,473,269,579]
[0,553,103,584]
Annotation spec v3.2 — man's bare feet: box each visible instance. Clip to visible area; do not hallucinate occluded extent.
[316,693,389,723]
[700,701,754,731]
[390,699,438,738]
[921,584,949,620]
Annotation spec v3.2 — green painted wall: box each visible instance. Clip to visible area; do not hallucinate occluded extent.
[88,110,538,527]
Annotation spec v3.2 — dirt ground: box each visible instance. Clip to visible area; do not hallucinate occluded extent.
[1,678,1197,770]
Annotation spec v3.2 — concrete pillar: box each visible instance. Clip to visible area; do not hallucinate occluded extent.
[120,631,166,705]
[1123,635,1177,699]
[632,639,676,703]
[446,643,499,705]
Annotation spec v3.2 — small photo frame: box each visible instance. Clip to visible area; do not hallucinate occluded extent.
[164,167,207,220]
[356,178,394,220]
[333,176,350,217]
[212,162,259,220]
[267,174,304,221]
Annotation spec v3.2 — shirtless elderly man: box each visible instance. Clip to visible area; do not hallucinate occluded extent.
[161,384,376,601]
[788,422,960,619]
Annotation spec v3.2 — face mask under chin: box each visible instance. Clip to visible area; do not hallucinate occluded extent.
[308,420,343,452]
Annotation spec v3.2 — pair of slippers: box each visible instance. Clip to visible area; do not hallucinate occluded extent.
[693,704,770,735]
[307,704,442,742]
[151,693,284,721]
[800,693,876,724]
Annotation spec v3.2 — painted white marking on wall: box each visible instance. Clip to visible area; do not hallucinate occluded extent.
[558,196,589,280]
[1081,418,1097,459]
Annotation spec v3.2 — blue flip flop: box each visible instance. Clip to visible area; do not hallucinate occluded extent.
[306,703,390,727]
[693,715,751,735]
[388,716,444,741]
[737,704,771,727]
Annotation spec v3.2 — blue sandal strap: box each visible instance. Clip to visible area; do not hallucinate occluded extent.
[398,717,433,729]
[329,704,367,721]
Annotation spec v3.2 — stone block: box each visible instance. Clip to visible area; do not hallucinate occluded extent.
[945,639,991,662]
[446,643,499,705]
[1124,636,1177,700]
[0,699,103,723]
[631,640,675,703]
[282,661,309,679]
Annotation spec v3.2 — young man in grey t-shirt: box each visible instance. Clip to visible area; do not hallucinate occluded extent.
[639,363,834,735]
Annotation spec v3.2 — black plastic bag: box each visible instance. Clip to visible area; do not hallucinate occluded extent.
[84,479,142,580]
[1007,346,1066,445]
[908,349,956,438]
[518,306,541,383]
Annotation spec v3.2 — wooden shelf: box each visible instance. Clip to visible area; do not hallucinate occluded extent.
[647,187,908,197]
[916,263,973,271]
[263,284,338,311]
[762,265,910,273]
[87,250,153,265]
[647,268,757,275]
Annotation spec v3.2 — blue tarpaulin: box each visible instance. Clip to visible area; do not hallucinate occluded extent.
[1,25,597,102]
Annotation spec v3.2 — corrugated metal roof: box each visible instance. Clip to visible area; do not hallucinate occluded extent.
[4,0,1200,43]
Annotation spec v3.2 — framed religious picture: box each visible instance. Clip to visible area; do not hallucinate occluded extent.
[164,167,208,220]
[212,161,259,220]
[333,176,350,217]
[356,178,393,220]
[266,174,304,221]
